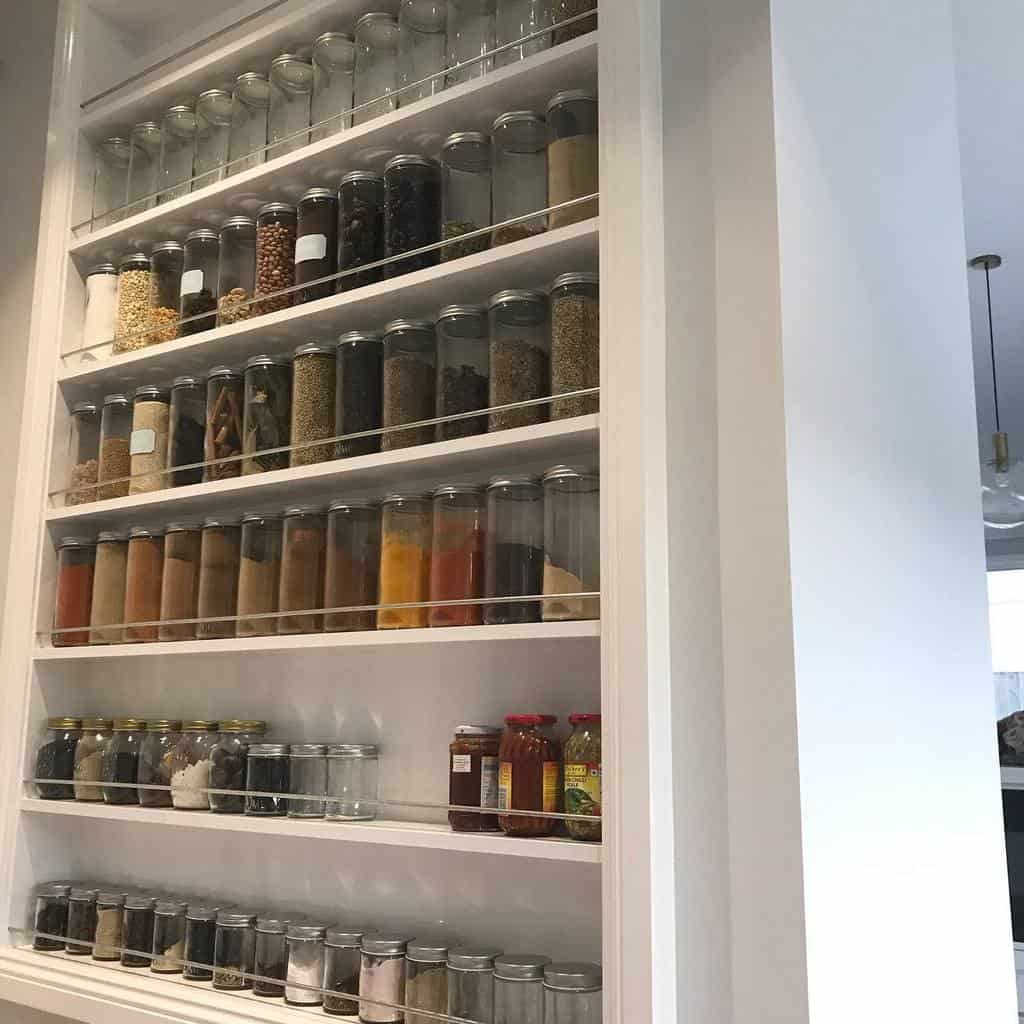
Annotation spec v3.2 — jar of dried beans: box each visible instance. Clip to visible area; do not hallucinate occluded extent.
[53,538,95,647]
[204,366,244,481]
[254,202,296,315]
[382,318,436,450]
[148,241,184,344]
[168,376,205,486]
[491,111,547,245]
[312,32,356,140]
[269,53,314,157]
[209,719,267,813]
[546,90,598,228]
[196,518,241,639]
[217,216,257,326]
[279,506,327,633]
[325,500,381,632]
[129,385,170,495]
[98,393,131,499]
[158,523,201,641]
[114,252,152,353]
[436,304,489,439]
[89,532,127,644]
[488,289,550,430]
[542,464,599,620]
[339,172,384,291]
[296,188,339,303]
[169,720,219,809]
[335,330,383,456]
[429,484,485,627]
[124,526,165,642]
[498,713,560,836]
[180,229,219,335]
[384,154,440,278]
[379,492,432,629]
[237,513,283,636]
[484,475,544,624]
[243,354,292,473]
[66,401,99,506]
[448,725,501,831]
[441,131,491,261]
[549,271,598,418]
[138,719,181,807]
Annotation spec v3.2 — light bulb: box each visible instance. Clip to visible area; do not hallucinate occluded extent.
[981,459,1024,529]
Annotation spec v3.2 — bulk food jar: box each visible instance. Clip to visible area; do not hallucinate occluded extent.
[358,934,409,1022]
[497,713,560,836]
[209,719,267,813]
[194,88,234,189]
[93,890,125,960]
[448,947,502,1022]
[73,716,112,800]
[543,962,602,1023]
[542,464,599,620]
[446,0,496,85]
[102,717,146,804]
[295,188,340,303]
[563,713,601,840]
[285,922,329,1006]
[152,899,188,973]
[325,500,381,632]
[158,524,201,641]
[213,910,257,990]
[167,376,205,486]
[66,401,99,506]
[53,539,95,647]
[169,720,219,809]
[237,513,283,636]
[549,271,598,418]
[228,72,270,176]
[397,0,447,105]
[32,883,70,950]
[484,475,544,624]
[269,53,314,157]
[378,492,432,629]
[436,304,489,439]
[383,154,441,277]
[339,172,385,291]
[159,104,197,202]
[406,936,452,1024]
[278,506,327,633]
[127,121,162,216]
[429,484,486,627]
[148,241,185,344]
[335,330,383,456]
[448,724,501,831]
[128,386,170,495]
[552,0,597,43]
[180,228,219,335]
[196,518,241,639]
[253,912,295,997]
[382,318,436,450]
[324,925,366,1015]
[98,393,132,499]
[81,263,118,354]
[114,253,152,353]
[34,716,81,797]
[353,13,399,125]
[288,744,327,818]
[138,719,182,807]
[290,342,337,465]
[546,90,598,228]
[311,32,356,140]
[488,289,550,430]
[121,894,156,966]
[494,954,550,1024]
[66,885,100,955]
[243,353,292,472]
[495,0,552,66]
[491,111,547,244]
[325,744,379,820]
[124,526,165,642]
[441,132,491,260]
[204,366,243,481]
[254,202,296,314]
[245,743,290,816]
[183,903,220,980]
[93,137,131,226]
[217,216,257,326]
[89,532,127,645]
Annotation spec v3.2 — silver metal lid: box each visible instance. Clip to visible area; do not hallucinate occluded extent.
[289,743,327,756]
[155,899,187,916]
[286,921,329,939]
[325,743,379,757]
[185,228,219,243]
[407,936,456,963]
[164,521,201,534]
[171,375,200,388]
[35,882,72,897]
[300,187,338,202]
[257,201,296,218]
[102,393,129,406]
[256,912,302,933]
[337,329,382,345]
[442,130,489,150]
[547,89,598,111]
[71,401,98,415]
[245,353,292,369]
[151,240,185,255]
[381,492,431,506]
[164,103,196,116]
[454,725,502,736]
[186,903,221,921]
[128,525,164,539]
[208,365,240,380]
[69,886,100,900]
[294,341,335,357]
[355,12,398,30]
[327,499,379,513]
[240,511,282,525]
[220,215,256,231]
[491,110,544,131]
[542,464,599,483]
[314,30,355,47]
[124,894,156,910]
[437,303,487,322]
[134,385,168,401]
[216,910,257,927]
[432,483,484,498]
[202,516,240,529]
[87,263,117,275]
[197,87,232,101]
[488,288,546,309]
[96,891,125,905]
[119,252,150,267]
[448,947,502,971]
[543,962,602,991]
[248,743,289,756]
[271,52,313,70]
[326,925,369,947]
[383,317,434,335]
[235,72,270,104]
[57,536,94,550]
[339,170,383,187]
[487,474,541,489]
[236,71,268,84]
[132,121,161,133]
[550,271,599,290]
[283,505,326,517]
[384,153,438,173]
[495,954,551,981]
[100,136,131,148]
[97,530,128,542]
[361,934,409,955]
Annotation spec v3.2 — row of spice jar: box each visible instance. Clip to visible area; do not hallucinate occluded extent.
[67,282,598,506]
[33,717,379,819]
[51,468,599,646]
[31,882,601,1023]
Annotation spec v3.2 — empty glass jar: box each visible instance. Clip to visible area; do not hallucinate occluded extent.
[441,132,491,260]
[269,53,314,157]
[384,155,441,277]
[379,492,432,628]
[446,0,496,85]
[288,743,327,818]
[180,229,219,335]
[491,111,547,244]
[325,500,381,631]
[237,513,283,637]
[196,518,241,639]
[158,524,201,641]
[228,72,270,175]
[436,304,489,439]
[194,88,233,188]
[127,121,162,216]
[278,506,327,633]
[382,319,436,450]
[484,475,544,624]
[312,32,356,139]
[158,103,198,201]
[543,963,602,1023]
[93,137,132,226]
[66,401,99,506]
[217,216,257,326]
[542,465,599,620]
[167,376,205,487]
[398,0,448,105]
[495,0,552,65]
[326,744,379,820]
[353,13,399,125]
[547,90,598,228]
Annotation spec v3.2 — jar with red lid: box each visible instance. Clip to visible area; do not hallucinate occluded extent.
[449,725,502,832]
[497,714,560,837]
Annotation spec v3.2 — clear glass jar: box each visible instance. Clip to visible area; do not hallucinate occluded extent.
[378,492,432,628]
[152,899,188,973]
[237,513,283,637]
[543,963,602,1023]
[406,937,452,1024]
[498,713,560,835]
[82,262,118,355]
[114,252,153,354]
[32,882,71,951]
[158,524,201,641]
[245,743,290,816]
[296,188,340,303]
[398,0,447,105]
[324,926,367,1016]
[66,885,100,955]
[184,903,220,981]
[66,401,99,506]
[436,304,488,439]
[382,318,436,450]
[213,911,257,989]
[326,500,381,631]
[549,271,598,418]
[289,743,327,818]
[124,526,165,642]
[441,132,491,261]
[269,53,313,157]
[34,716,81,798]
[53,539,95,648]
[312,32,356,140]
[358,934,409,1022]
[93,890,125,960]
[228,72,270,176]
[254,202,296,315]
[122,896,155,967]
[484,475,544,624]
[429,485,485,627]
[551,0,596,44]
[74,716,112,799]
[180,228,219,335]
[449,724,501,831]
[209,719,267,813]
[98,393,132,499]
[197,518,241,639]
[488,289,550,430]
[137,719,182,806]
[491,111,547,244]
[278,506,327,633]
[326,744,379,820]
[158,103,198,202]
[285,922,328,1005]
[542,464,599,620]
[167,376,205,487]
[446,0,496,85]
[563,713,601,840]
[243,354,292,473]
[127,122,162,216]
[148,241,184,344]
[384,155,441,278]
[495,0,552,65]
[339,172,385,292]
[93,137,131,226]
[217,216,257,326]
[89,534,127,645]
[204,366,243,481]
[494,954,549,1023]
[194,88,233,189]
[335,330,383,456]
[448,948,501,1021]
[170,720,219,809]
[101,717,146,804]
[290,342,337,465]
[129,385,170,495]
[253,912,293,997]
[353,13,399,125]
[547,90,598,228]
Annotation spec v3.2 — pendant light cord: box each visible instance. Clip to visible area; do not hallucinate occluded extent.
[986,261,1002,433]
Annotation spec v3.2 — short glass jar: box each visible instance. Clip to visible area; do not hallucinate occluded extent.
[324,925,367,1016]
[484,475,544,624]
[114,252,152,354]
[194,88,234,189]
[448,947,502,1022]
[563,713,601,840]
[121,894,156,967]
[491,110,547,245]
[498,713,560,836]
[269,53,313,157]
[359,934,409,1023]
[128,385,170,495]
[245,743,290,816]
[547,90,598,228]
[213,910,257,990]
[242,354,292,473]
[543,962,602,1023]
[448,724,501,831]
[93,890,125,960]
[151,899,188,973]
[429,484,485,627]
[326,744,379,820]
[254,202,297,315]
[97,393,131,499]
[196,517,241,639]
[406,936,453,1024]
[291,341,337,466]
[382,318,436,450]
[325,500,381,632]
[167,376,205,487]
[335,330,383,456]
[237,513,283,636]
[93,137,131,227]
[159,103,197,201]
[339,172,385,291]
[353,13,399,125]
[312,32,356,139]
[494,954,550,1024]
[89,532,127,645]
[137,718,182,807]
[32,883,71,951]
[53,539,95,647]
[180,229,219,335]
[379,492,432,629]
[124,526,165,642]
[127,122,162,216]
[542,464,599,620]
[81,263,118,355]
[65,885,100,955]
[148,241,185,345]
[446,0,496,85]
[169,720,219,809]
[397,0,447,105]
[441,132,491,260]
[289,743,327,818]
[488,288,550,430]
[183,903,220,981]
[209,719,267,813]
[384,155,441,277]
[549,271,598,418]
[34,716,80,798]
[73,717,112,800]
[495,0,552,66]
[204,366,244,481]
[279,505,327,634]
[436,304,489,439]
[217,215,257,326]
[253,912,295,997]
[285,922,329,1005]
[296,188,340,303]
[228,72,270,176]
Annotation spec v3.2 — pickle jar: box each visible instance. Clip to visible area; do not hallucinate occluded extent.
[541,464,599,620]
[65,886,100,955]
[543,963,602,1023]
[563,713,601,840]
[97,393,131,499]
[124,526,165,642]
[382,318,436,450]
[383,155,441,277]
[197,518,241,639]
[148,241,184,344]
[335,330,383,456]
[488,289,550,430]
[204,366,243,481]
[312,31,356,140]
[158,523,201,641]
[549,271,599,418]
[127,121,162,216]
[159,103,197,201]
[194,88,234,189]
[378,492,432,629]
[74,716,113,800]
[495,0,552,66]
[152,899,188,973]
[288,743,327,818]
[184,904,220,981]
[217,216,257,326]
[546,90,598,228]
[269,53,314,157]
[484,475,543,624]
[325,500,381,632]
[338,172,385,291]
[32,882,71,951]
[122,895,155,967]
[448,724,501,831]
[494,954,550,1024]
[441,131,491,260]
[491,111,547,245]
[34,715,81,797]
[114,253,152,353]
[429,484,485,627]
[128,385,170,495]
[326,744,379,820]
[228,72,271,176]
[210,719,267,814]
[296,188,340,303]
[254,202,297,314]
[53,539,95,647]
[169,720,219,809]
[137,718,182,807]
[436,304,489,439]
[353,13,399,125]
[66,401,99,506]
[102,717,147,804]
[237,513,283,637]
[213,910,257,990]
[168,376,205,486]
[245,743,290,816]
[497,713,560,836]
[93,137,131,227]
[324,925,367,1015]
[445,0,496,85]
[278,506,327,633]
[290,342,337,466]
[243,354,292,473]
[89,534,128,645]
[397,0,447,105]
[448,947,502,1022]
[253,912,293,996]
[180,228,219,335]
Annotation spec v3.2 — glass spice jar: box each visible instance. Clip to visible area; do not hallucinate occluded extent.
[243,354,292,473]
[74,716,112,800]
[447,947,502,1022]
[542,464,599,620]
[288,743,327,818]
[228,72,271,176]
[204,366,244,481]
[563,713,601,840]
[491,110,547,245]
[446,0,496,85]
[213,910,257,990]
[167,376,205,486]
[324,925,368,1016]
[184,903,220,981]
[194,88,234,189]
[353,13,399,125]
[295,188,340,303]
[384,154,441,278]
[254,202,296,315]
[549,271,598,418]
[268,53,313,157]
[169,720,219,809]
[448,725,501,831]
[66,402,99,506]
[137,719,182,807]
[325,744,379,820]
[382,318,436,450]
[32,882,71,951]
[124,526,165,642]
[34,716,81,798]
[237,513,283,637]
[546,90,599,228]
[290,342,337,465]
[114,253,152,354]
[488,289,550,431]
[151,899,188,973]
[495,0,552,66]
[484,475,544,624]
[378,492,432,629]
[325,500,381,631]
[543,962,602,1023]
[148,241,184,345]
[209,719,267,813]
[494,954,550,1024]
[279,506,327,633]
[129,385,170,495]
[285,922,329,1006]
[217,216,257,326]
[92,890,125,960]
[196,517,241,639]
[311,32,356,140]
[89,532,128,645]
[359,934,409,1023]
[429,484,485,627]
[53,538,95,647]
[498,713,560,836]
[245,743,290,816]
[436,304,489,439]
[397,0,447,106]
[81,263,118,356]
[253,912,295,997]
[97,393,131,499]
[180,229,219,335]
[65,885,100,955]
[406,937,453,1024]
[551,0,597,43]
[158,103,198,202]
[93,137,131,227]
[335,330,383,456]
[122,894,156,967]
[338,172,385,291]
[102,717,147,804]
[440,131,491,260]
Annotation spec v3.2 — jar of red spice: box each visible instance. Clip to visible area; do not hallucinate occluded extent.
[124,526,165,642]
[54,538,96,647]
[449,725,502,832]
[498,714,561,837]
[429,484,485,627]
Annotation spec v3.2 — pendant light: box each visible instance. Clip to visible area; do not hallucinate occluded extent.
[971,254,1024,529]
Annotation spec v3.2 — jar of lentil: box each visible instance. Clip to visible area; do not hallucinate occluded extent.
[65,402,99,507]
[312,32,356,140]
[217,215,257,326]
[253,912,295,996]
[89,532,127,644]
[448,947,502,1022]
[169,720,219,809]
[137,718,182,807]
[121,894,157,967]
[167,376,205,487]
[551,0,597,43]
[488,289,550,430]
[325,744,379,820]
[158,524,201,641]
[339,172,385,291]
[549,271,598,418]
[498,713,560,836]
[194,88,233,189]
[397,0,447,106]
[448,724,501,831]
[243,354,292,473]
[290,342,337,465]
[204,366,244,481]
[324,925,367,1015]
[245,743,290,816]
[495,0,552,66]
[213,910,257,989]
[102,717,147,804]
[269,53,314,157]
[145,241,184,345]
[53,538,95,647]
[237,513,283,636]
[406,937,452,1024]
[65,885,100,955]
[81,263,118,355]
[429,484,485,627]
[435,304,489,439]
[358,934,409,1022]
[547,90,598,228]
[494,954,549,1024]
[378,492,432,629]
[441,132,492,260]
[124,526,165,642]
[384,155,441,278]
[325,500,381,632]
[563,713,601,840]
[74,717,112,800]
[32,882,71,951]
[484,475,543,624]
[196,517,241,639]
[152,899,188,973]
[353,13,399,125]
[382,318,436,450]
[254,202,296,315]
[158,103,197,202]
[180,229,219,335]
[209,719,267,813]
[114,252,152,353]
[543,963,602,1023]
[184,903,220,981]
[491,111,547,244]
[285,922,329,1006]
[97,393,131,499]
[296,188,339,303]
[228,72,270,176]
[34,716,81,798]
[93,137,131,227]
[129,385,170,494]
[93,890,125,960]
[335,330,383,457]
[445,0,496,85]
[288,743,327,818]
[279,506,327,633]
[542,464,599,620]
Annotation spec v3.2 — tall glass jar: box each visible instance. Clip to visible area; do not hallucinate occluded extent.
[194,88,234,189]
[158,103,198,202]
[124,526,165,642]
[74,716,112,800]
[484,475,544,624]
[339,172,385,291]
[278,506,327,633]
[184,903,220,981]
[397,0,447,105]
[542,464,599,620]
[384,155,441,277]
[382,318,436,450]
[213,911,257,990]
[101,717,146,804]
[209,719,267,812]
[449,724,501,831]
[127,122,162,216]
[289,745,327,818]
[312,32,356,139]
[180,229,219,335]
[269,53,313,157]
[89,533,127,645]
[406,937,452,1024]
[167,376,205,486]
[138,719,182,807]
[495,0,552,65]
[93,891,125,960]
[335,330,383,456]
[491,111,547,244]
[66,885,100,955]
[379,492,432,629]
[436,304,488,439]
[217,216,257,326]
[243,354,292,473]
[196,518,241,639]
[543,963,602,1023]
[158,524,201,640]
[326,500,381,632]
[228,72,270,176]
[66,401,99,506]
[81,263,118,354]
[32,882,71,950]
[245,743,290,816]
[325,744,379,820]
[551,0,596,44]
[296,188,340,303]
[497,713,560,835]
[93,137,131,227]
[547,90,598,228]
[448,948,501,1022]
[122,894,157,967]
[169,720,219,809]
[563,713,601,840]
[148,241,184,344]
[488,289,550,430]
[283,923,326,1006]
[253,912,294,996]
[129,385,170,495]
[237,513,283,636]
[360,934,409,1023]
[441,132,491,260]
[429,485,485,627]
[353,13,399,125]
[290,342,337,465]
[204,366,244,481]
[494,955,549,1024]
[114,253,152,353]
[53,540,94,647]
[324,926,367,1015]
[152,899,188,973]
[549,271,598,418]
[254,202,296,314]
[34,716,81,797]
[98,393,132,499]
[446,0,496,85]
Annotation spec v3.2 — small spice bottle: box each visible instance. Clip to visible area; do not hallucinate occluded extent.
[209,719,267,813]
[494,954,550,1024]
[542,464,599,620]
[114,252,153,354]
[383,154,441,278]
[288,743,327,818]
[32,882,71,951]
[137,718,182,807]
[290,342,337,465]
[243,354,292,473]
[296,188,340,303]
[124,526,165,642]
[167,376,205,486]
[491,111,548,245]
[89,532,128,645]
[549,271,599,418]
[323,925,368,1015]
[129,385,170,494]
[66,401,99,506]
[53,538,95,647]
[338,172,385,291]
[378,492,432,629]
[359,934,410,1023]
[237,513,283,636]
[488,289,550,431]
[495,0,552,66]
[484,475,544,624]
[158,103,198,202]
[196,517,241,639]
[312,31,356,140]
[441,132,492,260]
[213,910,257,990]
[244,743,290,816]
[65,885,100,955]
[81,263,118,355]
[543,962,602,1023]
[325,500,381,632]
[194,88,233,189]
[204,366,244,481]
[148,241,184,344]
[269,53,314,157]
[228,72,270,176]
[183,903,220,980]
[254,202,297,315]
[151,899,188,973]
[448,947,502,1022]
[253,912,296,997]
[546,90,598,228]
[127,121,161,216]
[102,717,146,804]
[92,890,125,960]
[353,12,399,125]
[285,922,329,1006]
[170,720,219,809]
[217,216,257,326]
[436,304,489,440]
[498,713,560,836]
[563,713,601,840]
[122,894,156,967]
[34,716,81,798]
[429,484,486,627]
[397,0,446,105]
[325,743,379,820]
[180,228,219,335]
[279,506,327,633]
[406,937,453,1024]
[73,717,112,800]
[382,318,436,450]
[97,393,132,500]
[93,137,131,228]
[448,725,502,831]
[335,330,383,457]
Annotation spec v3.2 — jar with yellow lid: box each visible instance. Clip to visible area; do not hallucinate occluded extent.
[169,720,219,809]
[102,718,146,804]
[138,719,182,807]
[209,720,267,813]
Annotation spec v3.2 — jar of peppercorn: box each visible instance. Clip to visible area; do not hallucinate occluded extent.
[449,725,501,832]
[180,229,219,335]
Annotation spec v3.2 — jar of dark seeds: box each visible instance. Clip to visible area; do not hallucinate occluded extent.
[488,289,550,431]
[167,376,205,486]
[254,202,296,314]
[339,171,384,291]
[549,271,599,418]
[204,366,244,481]
[32,882,71,951]
[384,154,441,278]
[210,719,267,812]
[441,131,491,261]
[151,899,188,973]
[183,903,220,981]
[254,912,294,996]
[237,514,283,637]
[244,743,290,816]
[382,318,436,450]
[290,342,337,466]
[436,304,489,439]
[213,910,257,989]
[243,354,292,473]
[102,717,146,804]
[335,330,383,457]
[323,925,367,1016]
[491,111,548,245]
[34,716,81,798]
[180,229,219,334]
[148,241,184,344]
[484,474,544,624]
[65,885,99,955]
[296,187,339,303]
[217,215,257,326]
[121,894,156,967]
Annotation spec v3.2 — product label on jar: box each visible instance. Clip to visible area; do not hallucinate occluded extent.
[564,761,601,817]
[542,761,559,813]
[294,233,327,263]
[129,428,156,455]
[452,754,472,773]
[180,269,204,296]
[497,761,511,810]
[480,756,498,808]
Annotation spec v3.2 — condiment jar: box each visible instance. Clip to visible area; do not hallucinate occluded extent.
[209,719,267,813]
[53,538,95,647]
[290,342,337,466]
[295,188,339,303]
[497,713,560,836]
[448,725,502,831]
[397,0,446,105]
[429,484,486,626]
[324,925,368,1015]
[546,90,599,228]
[121,894,156,967]
[335,330,383,455]
[541,464,600,620]
[435,304,489,440]
[196,517,241,639]
[32,882,71,951]
[183,902,220,980]
[245,743,290,816]
[288,743,327,818]
[158,103,198,202]
[101,718,146,804]
[325,500,381,632]
[180,228,219,335]
[494,954,550,1024]
[148,241,184,344]
[549,271,599,419]
[312,31,356,140]
[158,523,201,640]
[213,910,257,990]
[128,385,170,495]
[97,393,131,499]
[378,492,432,628]
[279,506,327,633]
[358,933,410,1023]
[137,718,182,807]
[487,288,550,430]
[194,88,233,189]
[65,885,100,955]
[151,899,188,973]
[124,526,165,642]
[228,71,270,176]
[217,215,257,326]
[114,253,152,353]
[483,475,544,624]
[382,318,436,450]
[167,376,205,486]
[73,716,112,800]
[441,131,492,260]
[445,0,497,85]
[66,401,99,506]
[204,366,243,481]
[285,922,329,1006]
[563,713,601,840]
[253,911,294,997]
[237,513,283,636]
[325,743,380,820]
[81,263,118,355]
[169,720,219,809]
[34,716,81,799]
[543,962,602,1023]
[447,947,502,1022]
[339,172,385,291]
[406,936,453,1024]
[353,13,399,125]
[93,890,125,960]
[383,155,441,278]
[254,202,297,315]
[269,53,314,157]
[89,532,128,645]
[491,110,548,245]
[495,0,552,66]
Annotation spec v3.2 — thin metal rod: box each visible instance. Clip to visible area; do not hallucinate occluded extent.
[986,262,1002,434]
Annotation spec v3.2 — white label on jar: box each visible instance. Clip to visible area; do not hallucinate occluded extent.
[480,756,498,808]
[452,754,471,773]
[295,233,327,263]
[129,428,156,455]
[180,269,204,295]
